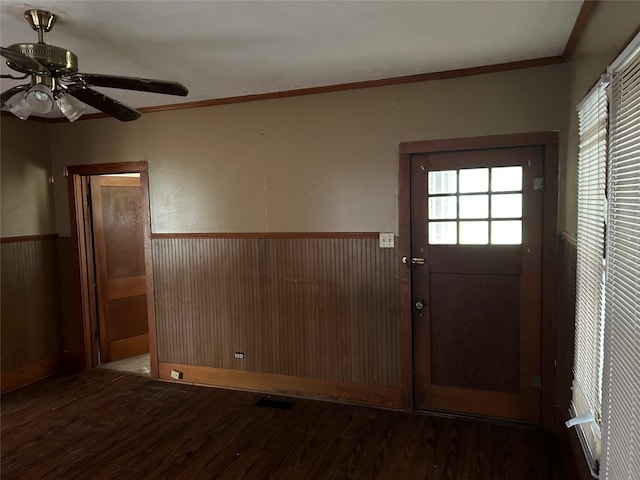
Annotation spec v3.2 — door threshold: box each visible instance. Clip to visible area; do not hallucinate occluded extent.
[414,407,539,428]
[97,353,151,377]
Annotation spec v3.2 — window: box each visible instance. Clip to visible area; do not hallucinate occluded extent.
[427,166,523,245]
[572,75,608,476]
[572,33,640,480]
[601,37,640,480]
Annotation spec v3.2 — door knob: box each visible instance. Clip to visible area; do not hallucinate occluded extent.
[415,300,424,310]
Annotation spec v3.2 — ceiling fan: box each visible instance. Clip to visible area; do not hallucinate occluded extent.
[1,9,188,122]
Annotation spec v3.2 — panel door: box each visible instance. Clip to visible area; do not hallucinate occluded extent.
[411,146,543,423]
[90,175,149,363]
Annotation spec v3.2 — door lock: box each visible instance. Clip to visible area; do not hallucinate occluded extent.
[401,256,426,266]
[415,298,425,317]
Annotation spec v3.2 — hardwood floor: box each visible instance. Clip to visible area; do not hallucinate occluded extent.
[1,370,566,479]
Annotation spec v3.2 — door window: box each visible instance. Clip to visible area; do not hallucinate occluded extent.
[427,166,523,245]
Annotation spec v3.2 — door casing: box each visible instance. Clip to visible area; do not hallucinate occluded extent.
[398,132,559,431]
[66,161,159,378]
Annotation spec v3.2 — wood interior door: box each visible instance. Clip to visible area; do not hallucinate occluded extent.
[90,175,149,363]
[411,146,544,423]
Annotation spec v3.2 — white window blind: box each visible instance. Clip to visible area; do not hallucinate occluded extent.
[601,38,640,480]
[572,77,608,473]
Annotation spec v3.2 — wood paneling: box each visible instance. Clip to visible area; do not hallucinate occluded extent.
[153,236,400,389]
[56,236,84,361]
[0,357,61,393]
[111,334,149,361]
[0,235,61,381]
[430,273,521,393]
[159,362,401,409]
[0,234,58,243]
[152,232,378,239]
[0,369,568,479]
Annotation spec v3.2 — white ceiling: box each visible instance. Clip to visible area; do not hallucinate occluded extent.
[1,0,583,117]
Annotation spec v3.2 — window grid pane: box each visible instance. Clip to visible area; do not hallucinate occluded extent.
[491,166,523,192]
[428,196,457,219]
[491,194,523,218]
[459,221,489,244]
[459,168,489,193]
[429,221,457,244]
[428,166,523,245]
[459,194,489,219]
[428,170,457,194]
[491,220,522,244]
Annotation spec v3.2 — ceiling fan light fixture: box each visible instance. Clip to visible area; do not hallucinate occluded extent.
[24,83,54,114]
[5,92,32,120]
[55,92,86,122]
[1,9,188,122]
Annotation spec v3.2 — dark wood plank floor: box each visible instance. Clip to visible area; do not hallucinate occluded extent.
[1,370,566,479]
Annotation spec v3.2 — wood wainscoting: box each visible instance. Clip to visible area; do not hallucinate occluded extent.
[152,233,401,409]
[1,356,61,393]
[56,236,86,372]
[159,362,401,409]
[1,234,62,392]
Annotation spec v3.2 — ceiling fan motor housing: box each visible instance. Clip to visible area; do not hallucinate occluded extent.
[6,43,78,75]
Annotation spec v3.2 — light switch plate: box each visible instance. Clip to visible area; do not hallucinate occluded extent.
[170,369,182,380]
[379,233,394,248]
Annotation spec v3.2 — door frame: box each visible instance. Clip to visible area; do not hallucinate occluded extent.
[398,132,559,430]
[66,161,159,379]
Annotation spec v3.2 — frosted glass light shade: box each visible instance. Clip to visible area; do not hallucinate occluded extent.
[55,93,86,122]
[24,84,54,114]
[5,93,32,120]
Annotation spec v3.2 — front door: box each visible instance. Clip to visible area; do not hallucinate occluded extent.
[411,146,543,423]
[90,175,149,363]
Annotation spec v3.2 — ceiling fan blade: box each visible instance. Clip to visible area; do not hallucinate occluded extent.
[68,87,141,122]
[1,84,29,108]
[1,47,48,74]
[75,73,188,96]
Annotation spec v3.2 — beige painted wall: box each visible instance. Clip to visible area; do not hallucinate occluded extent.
[562,1,640,235]
[1,117,56,237]
[49,64,568,236]
[2,2,636,239]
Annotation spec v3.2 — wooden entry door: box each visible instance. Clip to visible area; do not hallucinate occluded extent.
[411,146,543,423]
[90,175,149,363]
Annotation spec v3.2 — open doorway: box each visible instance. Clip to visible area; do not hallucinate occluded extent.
[67,162,158,378]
